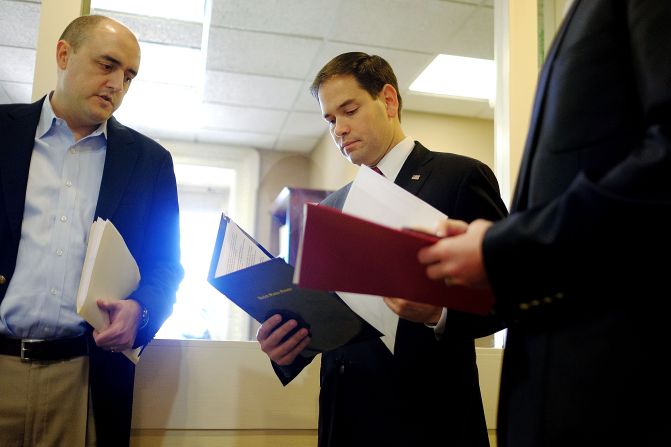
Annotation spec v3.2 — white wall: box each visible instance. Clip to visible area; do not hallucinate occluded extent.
[131,340,503,446]
[309,110,495,191]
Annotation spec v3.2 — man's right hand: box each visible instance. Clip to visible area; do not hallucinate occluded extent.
[256,314,311,365]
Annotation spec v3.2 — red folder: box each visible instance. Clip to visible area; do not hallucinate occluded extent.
[294,203,493,316]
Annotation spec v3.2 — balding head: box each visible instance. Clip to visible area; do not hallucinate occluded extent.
[59,15,139,54]
[51,14,141,140]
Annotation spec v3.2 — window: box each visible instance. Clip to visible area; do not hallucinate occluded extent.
[155,141,260,341]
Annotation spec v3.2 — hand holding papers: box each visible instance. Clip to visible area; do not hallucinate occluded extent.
[207,214,381,355]
[294,167,493,316]
[76,218,142,364]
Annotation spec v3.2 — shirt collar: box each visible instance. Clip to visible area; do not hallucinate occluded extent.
[375,136,415,181]
[37,93,108,140]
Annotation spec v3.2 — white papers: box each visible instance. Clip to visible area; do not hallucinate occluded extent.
[344,166,447,229]
[214,216,271,277]
[338,167,448,353]
[76,218,141,364]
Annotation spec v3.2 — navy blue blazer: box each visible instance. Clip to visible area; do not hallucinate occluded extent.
[483,1,671,446]
[0,97,183,447]
[275,142,508,447]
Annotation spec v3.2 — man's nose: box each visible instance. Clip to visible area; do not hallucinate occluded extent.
[334,121,348,137]
[107,70,125,91]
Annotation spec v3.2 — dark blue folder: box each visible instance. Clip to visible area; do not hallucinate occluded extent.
[207,215,381,355]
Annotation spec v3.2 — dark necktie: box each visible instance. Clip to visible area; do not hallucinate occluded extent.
[371,166,384,177]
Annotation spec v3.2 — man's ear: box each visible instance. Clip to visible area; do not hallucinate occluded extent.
[55,40,71,70]
[381,83,399,118]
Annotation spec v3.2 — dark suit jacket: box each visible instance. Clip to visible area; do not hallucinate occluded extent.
[0,98,183,447]
[482,1,671,446]
[276,142,507,447]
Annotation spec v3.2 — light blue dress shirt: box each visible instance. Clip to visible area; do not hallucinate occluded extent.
[0,97,107,339]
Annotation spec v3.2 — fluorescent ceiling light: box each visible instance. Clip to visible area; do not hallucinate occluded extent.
[114,42,205,132]
[409,54,495,102]
[136,42,203,86]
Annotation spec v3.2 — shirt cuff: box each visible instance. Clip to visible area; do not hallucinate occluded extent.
[425,307,448,339]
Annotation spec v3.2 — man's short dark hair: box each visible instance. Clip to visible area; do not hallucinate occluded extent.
[310,52,403,120]
[59,15,109,52]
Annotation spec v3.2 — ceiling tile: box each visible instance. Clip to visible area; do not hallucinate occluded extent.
[95,10,203,48]
[0,83,11,103]
[444,7,495,59]
[140,126,198,143]
[293,81,321,113]
[274,134,320,153]
[201,103,287,134]
[211,0,332,37]
[328,0,475,54]
[197,129,276,151]
[204,71,303,109]
[0,81,32,103]
[282,111,326,137]
[92,0,206,23]
[0,47,36,83]
[206,28,321,79]
[0,1,40,48]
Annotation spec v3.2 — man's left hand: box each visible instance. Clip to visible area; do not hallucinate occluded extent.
[92,299,141,352]
[383,297,443,324]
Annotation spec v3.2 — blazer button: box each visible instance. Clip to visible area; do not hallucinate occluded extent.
[0,275,6,285]
[339,363,345,375]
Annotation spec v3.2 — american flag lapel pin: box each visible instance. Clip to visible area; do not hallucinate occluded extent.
[411,174,421,180]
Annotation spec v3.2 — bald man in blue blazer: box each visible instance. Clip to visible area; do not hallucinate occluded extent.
[0,15,182,447]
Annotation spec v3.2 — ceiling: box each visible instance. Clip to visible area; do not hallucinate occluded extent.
[0,0,494,153]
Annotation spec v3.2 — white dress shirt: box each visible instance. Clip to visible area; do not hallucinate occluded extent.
[374,136,447,337]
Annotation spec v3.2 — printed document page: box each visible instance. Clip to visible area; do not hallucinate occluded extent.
[214,217,271,277]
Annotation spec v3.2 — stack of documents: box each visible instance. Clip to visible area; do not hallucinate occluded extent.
[76,218,141,364]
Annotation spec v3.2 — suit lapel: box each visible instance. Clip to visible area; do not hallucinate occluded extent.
[95,117,139,219]
[511,0,580,211]
[394,142,432,195]
[330,183,351,211]
[0,99,44,238]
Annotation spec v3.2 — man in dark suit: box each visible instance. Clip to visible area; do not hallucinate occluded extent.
[0,15,182,447]
[257,52,507,447]
[410,1,671,446]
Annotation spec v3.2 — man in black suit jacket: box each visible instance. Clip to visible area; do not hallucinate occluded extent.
[0,15,182,447]
[257,52,507,446]
[410,1,671,446]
